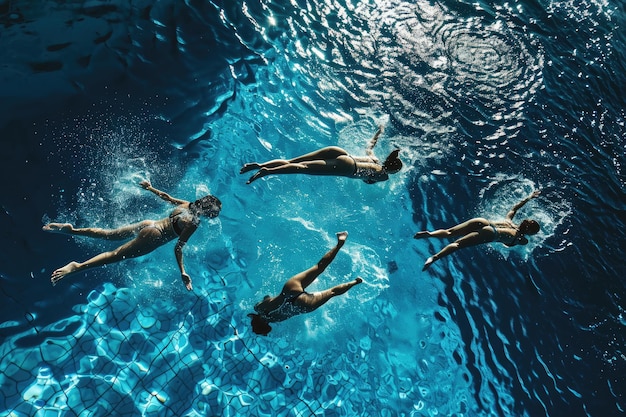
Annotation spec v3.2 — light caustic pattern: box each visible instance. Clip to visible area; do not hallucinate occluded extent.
[0,108,479,416]
[0,1,589,416]
[1,276,471,416]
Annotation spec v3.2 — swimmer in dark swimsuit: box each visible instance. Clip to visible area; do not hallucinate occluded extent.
[415,190,541,271]
[248,231,363,335]
[240,126,402,184]
[43,180,221,290]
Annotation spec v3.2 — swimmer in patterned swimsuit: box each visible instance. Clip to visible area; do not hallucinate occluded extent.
[415,191,541,271]
[43,180,221,290]
[248,231,363,335]
[240,126,402,184]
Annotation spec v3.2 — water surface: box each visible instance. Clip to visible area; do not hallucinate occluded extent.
[1,0,625,416]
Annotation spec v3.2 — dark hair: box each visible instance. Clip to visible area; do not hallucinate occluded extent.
[191,195,222,218]
[248,313,272,335]
[383,149,402,173]
[520,219,540,235]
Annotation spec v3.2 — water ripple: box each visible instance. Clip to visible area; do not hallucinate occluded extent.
[256,0,544,144]
[377,3,543,136]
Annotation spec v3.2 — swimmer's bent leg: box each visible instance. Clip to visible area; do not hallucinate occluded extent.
[298,277,363,311]
[284,231,348,292]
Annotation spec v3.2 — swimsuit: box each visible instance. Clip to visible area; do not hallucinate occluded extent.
[169,208,198,236]
[489,223,520,246]
[259,291,308,323]
[351,155,384,184]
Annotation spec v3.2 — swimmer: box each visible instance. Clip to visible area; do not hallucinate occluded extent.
[415,190,541,271]
[248,231,363,335]
[241,126,402,184]
[43,180,221,290]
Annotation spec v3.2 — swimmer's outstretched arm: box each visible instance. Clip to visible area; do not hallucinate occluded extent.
[140,180,188,206]
[174,225,198,291]
[365,125,384,156]
[506,190,541,221]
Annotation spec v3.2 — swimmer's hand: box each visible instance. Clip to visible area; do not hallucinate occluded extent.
[530,190,541,198]
[140,180,152,189]
[181,273,193,291]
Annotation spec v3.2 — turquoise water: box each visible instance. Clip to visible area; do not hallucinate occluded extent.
[1,0,625,416]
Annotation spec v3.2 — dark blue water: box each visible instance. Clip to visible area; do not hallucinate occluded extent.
[1,0,625,416]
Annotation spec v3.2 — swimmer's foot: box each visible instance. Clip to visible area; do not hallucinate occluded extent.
[51,261,80,285]
[414,231,430,239]
[422,256,435,271]
[336,231,348,242]
[355,277,363,284]
[240,163,261,174]
[246,168,268,184]
[43,223,74,234]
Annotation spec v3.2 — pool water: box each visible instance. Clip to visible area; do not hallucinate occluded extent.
[1,1,625,416]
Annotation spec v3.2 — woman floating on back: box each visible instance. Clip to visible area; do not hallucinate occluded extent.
[248,231,363,335]
[43,180,221,290]
[415,190,541,271]
[240,126,402,184]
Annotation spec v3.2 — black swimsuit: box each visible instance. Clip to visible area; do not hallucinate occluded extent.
[350,155,386,184]
[169,208,197,236]
[259,291,308,323]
